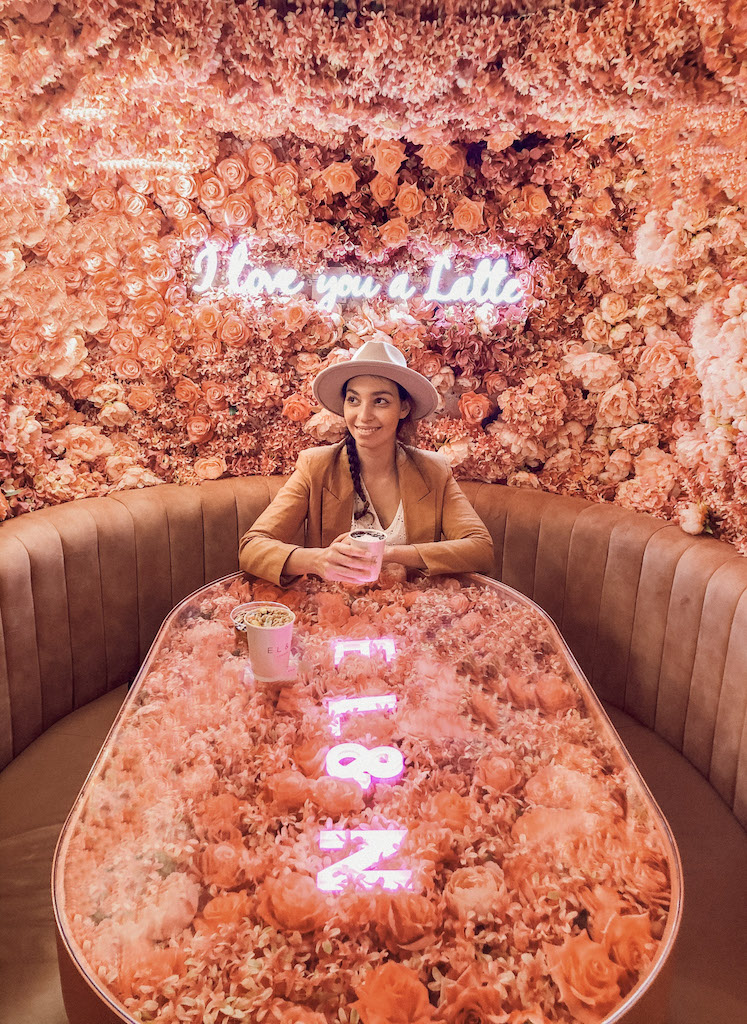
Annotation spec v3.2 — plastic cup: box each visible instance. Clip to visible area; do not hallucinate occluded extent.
[230,602,295,681]
[349,528,386,583]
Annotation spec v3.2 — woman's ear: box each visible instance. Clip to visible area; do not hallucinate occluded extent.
[399,399,412,420]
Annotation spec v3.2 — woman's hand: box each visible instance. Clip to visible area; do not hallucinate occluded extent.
[316,532,376,584]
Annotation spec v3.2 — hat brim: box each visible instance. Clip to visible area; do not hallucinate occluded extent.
[312,361,439,419]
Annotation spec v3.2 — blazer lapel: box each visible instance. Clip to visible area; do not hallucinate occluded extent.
[401,448,436,544]
[322,443,355,546]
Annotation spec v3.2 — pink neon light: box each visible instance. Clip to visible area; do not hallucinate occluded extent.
[325,742,405,791]
[332,638,397,666]
[317,829,411,892]
[325,693,398,736]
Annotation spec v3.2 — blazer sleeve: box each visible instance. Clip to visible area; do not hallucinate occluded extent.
[411,468,495,577]
[238,450,312,585]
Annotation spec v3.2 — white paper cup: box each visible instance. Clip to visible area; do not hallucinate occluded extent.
[349,528,386,583]
[231,602,295,681]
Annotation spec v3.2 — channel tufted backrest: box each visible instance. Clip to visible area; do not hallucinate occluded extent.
[1,478,746,826]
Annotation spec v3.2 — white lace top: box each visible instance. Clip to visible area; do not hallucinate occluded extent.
[352,477,407,545]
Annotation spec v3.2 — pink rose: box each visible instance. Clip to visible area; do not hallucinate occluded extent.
[98,401,132,428]
[195,456,227,480]
[370,173,397,206]
[216,156,248,190]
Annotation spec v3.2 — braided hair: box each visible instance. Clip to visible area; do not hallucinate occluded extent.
[343,379,414,522]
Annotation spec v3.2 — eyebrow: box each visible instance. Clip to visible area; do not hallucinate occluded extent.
[346,389,394,397]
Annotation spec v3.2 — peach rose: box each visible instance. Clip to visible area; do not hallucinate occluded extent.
[223,192,255,227]
[636,296,668,327]
[475,755,520,794]
[352,962,433,1024]
[452,197,485,233]
[379,217,409,247]
[197,173,228,207]
[195,891,250,935]
[200,841,246,888]
[268,769,315,811]
[112,356,142,380]
[282,301,310,332]
[581,311,610,345]
[119,186,148,217]
[174,377,202,405]
[426,790,474,831]
[91,186,118,211]
[316,591,351,627]
[544,932,624,1024]
[487,131,517,152]
[257,873,328,933]
[599,292,629,324]
[202,381,227,411]
[458,391,491,426]
[217,156,248,190]
[438,966,505,1024]
[304,221,335,252]
[312,775,365,816]
[372,139,406,177]
[272,163,300,189]
[375,892,437,952]
[445,864,503,920]
[535,673,577,714]
[127,385,155,412]
[601,912,656,974]
[321,161,359,196]
[245,175,274,208]
[246,141,277,176]
[217,313,248,348]
[98,401,132,428]
[282,393,312,422]
[523,185,551,215]
[180,216,211,246]
[186,414,214,445]
[395,184,424,218]
[420,143,465,176]
[195,456,227,481]
[596,380,638,428]
[370,173,398,206]
[193,304,220,334]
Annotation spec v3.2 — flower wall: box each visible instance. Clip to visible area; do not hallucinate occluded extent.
[1,1,746,550]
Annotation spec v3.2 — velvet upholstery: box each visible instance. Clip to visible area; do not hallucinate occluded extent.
[1,477,746,828]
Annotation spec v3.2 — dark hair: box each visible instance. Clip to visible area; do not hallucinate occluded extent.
[342,378,415,521]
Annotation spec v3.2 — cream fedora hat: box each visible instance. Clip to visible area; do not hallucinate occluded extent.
[312,339,439,419]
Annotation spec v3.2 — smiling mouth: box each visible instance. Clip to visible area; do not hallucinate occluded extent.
[356,427,380,435]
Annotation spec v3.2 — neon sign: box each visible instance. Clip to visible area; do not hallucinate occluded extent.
[192,246,523,311]
[332,638,397,666]
[326,692,398,736]
[325,741,405,790]
[317,829,411,892]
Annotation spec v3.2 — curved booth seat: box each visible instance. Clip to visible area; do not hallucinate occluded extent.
[0,479,746,1024]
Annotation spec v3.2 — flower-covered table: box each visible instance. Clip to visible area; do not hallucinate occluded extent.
[53,572,681,1024]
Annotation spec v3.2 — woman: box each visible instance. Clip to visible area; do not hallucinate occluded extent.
[239,339,494,584]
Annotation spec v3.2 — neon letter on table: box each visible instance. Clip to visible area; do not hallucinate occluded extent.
[317,829,411,892]
[325,693,398,736]
[325,742,404,790]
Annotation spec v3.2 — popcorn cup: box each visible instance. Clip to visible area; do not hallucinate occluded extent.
[349,528,387,583]
[231,602,295,681]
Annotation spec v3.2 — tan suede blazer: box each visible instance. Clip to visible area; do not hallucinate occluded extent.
[239,441,495,585]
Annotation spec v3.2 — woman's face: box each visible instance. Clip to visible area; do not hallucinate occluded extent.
[343,375,410,453]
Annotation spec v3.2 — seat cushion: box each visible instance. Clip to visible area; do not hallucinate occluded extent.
[0,689,745,1024]
[604,705,747,1024]
[0,686,127,1024]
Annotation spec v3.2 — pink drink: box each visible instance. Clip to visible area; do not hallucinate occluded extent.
[349,528,386,583]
